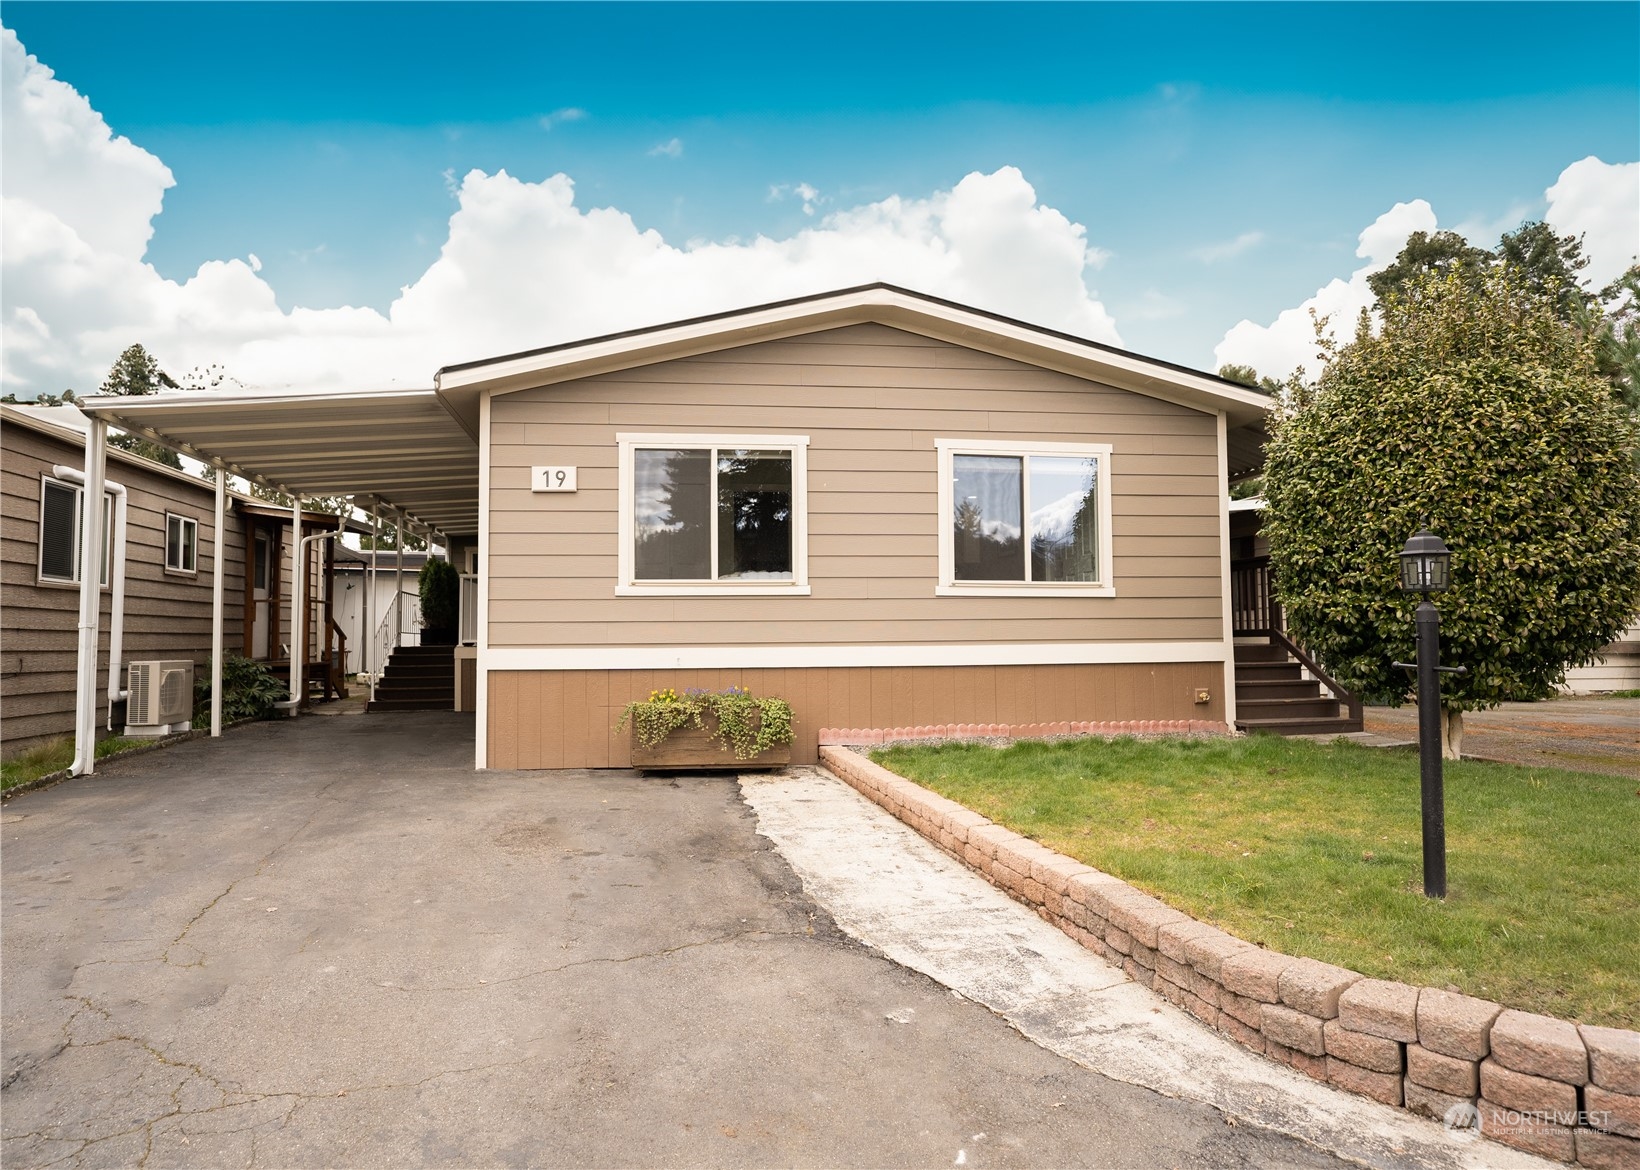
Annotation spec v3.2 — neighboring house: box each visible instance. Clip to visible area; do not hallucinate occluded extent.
[1562,624,1640,694]
[1,404,354,757]
[1,404,248,756]
[435,284,1273,768]
[332,546,428,674]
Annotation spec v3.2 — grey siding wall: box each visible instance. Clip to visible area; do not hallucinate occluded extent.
[486,323,1223,650]
[2,421,246,757]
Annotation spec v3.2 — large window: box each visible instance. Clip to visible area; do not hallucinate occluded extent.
[936,439,1114,596]
[37,477,111,587]
[165,514,198,574]
[617,434,809,595]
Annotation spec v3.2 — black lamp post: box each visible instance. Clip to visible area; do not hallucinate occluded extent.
[1396,528,1457,899]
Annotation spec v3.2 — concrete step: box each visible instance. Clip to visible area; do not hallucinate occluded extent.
[1236,715,1365,736]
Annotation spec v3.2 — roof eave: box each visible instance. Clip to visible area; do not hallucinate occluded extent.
[433,285,1271,432]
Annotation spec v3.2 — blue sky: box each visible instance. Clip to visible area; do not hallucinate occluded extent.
[2,2,1636,394]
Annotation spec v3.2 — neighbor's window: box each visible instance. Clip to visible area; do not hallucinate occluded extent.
[165,514,198,573]
[936,440,1113,596]
[38,477,112,587]
[618,434,809,595]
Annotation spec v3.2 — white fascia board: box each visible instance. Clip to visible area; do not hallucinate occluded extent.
[438,288,1272,426]
[485,641,1231,672]
[77,387,440,415]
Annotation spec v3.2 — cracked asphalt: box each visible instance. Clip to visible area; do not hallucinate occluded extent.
[3,713,1346,1168]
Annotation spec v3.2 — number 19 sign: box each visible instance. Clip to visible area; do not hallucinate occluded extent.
[531,466,577,493]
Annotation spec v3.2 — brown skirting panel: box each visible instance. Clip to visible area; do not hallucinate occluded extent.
[487,662,1226,770]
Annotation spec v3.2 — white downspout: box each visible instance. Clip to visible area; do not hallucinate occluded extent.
[70,420,108,776]
[54,464,127,734]
[210,470,226,736]
[281,495,305,715]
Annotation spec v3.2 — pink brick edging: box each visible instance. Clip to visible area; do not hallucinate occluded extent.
[817,720,1229,746]
[818,745,1640,1169]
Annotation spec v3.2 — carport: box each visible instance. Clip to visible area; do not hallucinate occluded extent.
[68,387,479,776]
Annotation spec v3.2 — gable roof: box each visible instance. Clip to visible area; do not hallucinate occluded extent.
[434,283,1273,437]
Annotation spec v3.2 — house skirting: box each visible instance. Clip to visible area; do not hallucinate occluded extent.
[486,661,1227,769]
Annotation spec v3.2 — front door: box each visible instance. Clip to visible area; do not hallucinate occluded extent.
[252,530,271,658]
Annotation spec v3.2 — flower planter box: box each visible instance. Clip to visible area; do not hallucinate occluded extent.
[628,718,791,771]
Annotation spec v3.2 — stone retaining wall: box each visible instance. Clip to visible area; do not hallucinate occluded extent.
[818,744,1640,1169]
[817,720,1229,746]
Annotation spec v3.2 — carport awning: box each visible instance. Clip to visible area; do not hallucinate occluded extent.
[77,388,479,538]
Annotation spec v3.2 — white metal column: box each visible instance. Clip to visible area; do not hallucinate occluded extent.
[289,494,305,714]
[394,516,404,652]
[71,418,108,776]
[210,469,226,736]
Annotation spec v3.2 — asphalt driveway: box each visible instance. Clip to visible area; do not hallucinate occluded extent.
[0,713,1349,1169]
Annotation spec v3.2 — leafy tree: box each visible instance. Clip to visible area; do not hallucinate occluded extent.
[1583,264,1640,414]
[1496,221,1591,319]
[97,343,184,467]
[1366,230,1489,307]
[1263,267,1640,757]
[1216,364,1284,394]
[417,558,460,643]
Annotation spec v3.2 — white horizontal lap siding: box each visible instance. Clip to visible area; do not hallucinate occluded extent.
[486,323,1223,652]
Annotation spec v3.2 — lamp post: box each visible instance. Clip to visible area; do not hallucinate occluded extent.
[1396,528,1456,899]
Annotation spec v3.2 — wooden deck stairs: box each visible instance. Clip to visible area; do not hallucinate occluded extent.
[1234,636,1363,736]
[367,644,455,712]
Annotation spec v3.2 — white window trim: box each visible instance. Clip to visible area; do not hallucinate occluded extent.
[935,438,1115,598]
[37,476,111,589]
[615,432,810,597]
[164,512,199,575]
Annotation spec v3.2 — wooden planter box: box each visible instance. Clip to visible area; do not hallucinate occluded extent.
[628,718,791,771]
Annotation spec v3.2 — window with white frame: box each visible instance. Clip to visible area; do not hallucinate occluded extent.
[617,434,809,595]
[936,439,1114,596]
[165,513,198,573]
[37,477,111,587]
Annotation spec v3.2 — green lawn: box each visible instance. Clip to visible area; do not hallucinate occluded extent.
[1,735,145,792]
[871,735,1639,1028]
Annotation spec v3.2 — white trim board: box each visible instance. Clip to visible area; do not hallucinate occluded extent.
[484,642,1230,672]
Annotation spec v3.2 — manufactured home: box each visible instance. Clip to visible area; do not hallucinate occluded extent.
[67,285,1308,771]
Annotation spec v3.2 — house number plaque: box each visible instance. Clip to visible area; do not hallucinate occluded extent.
[531,466,577,493]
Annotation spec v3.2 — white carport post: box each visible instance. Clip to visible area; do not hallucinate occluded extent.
[210,469,226,736]
[367,503,379,688]
[289,493,305,714]
[71,417,108,776]
[394,515,404,651]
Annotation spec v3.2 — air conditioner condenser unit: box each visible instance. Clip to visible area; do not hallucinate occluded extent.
[125,659,194,737]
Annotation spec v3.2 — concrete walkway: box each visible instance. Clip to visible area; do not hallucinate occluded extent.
[743,768,1552,1170]
[4,713,1347,1169]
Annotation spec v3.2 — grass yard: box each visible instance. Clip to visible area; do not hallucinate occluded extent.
[871,734,1640,1028]
[1,735,144,792]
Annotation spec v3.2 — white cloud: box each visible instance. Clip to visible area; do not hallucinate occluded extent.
[1213,200,1436,379]
[1215,157,1640,380]
[647,137,683,159]
[0,32,1120,396]
[1545,156,1639,289]
[1192,231,1265,264]
[770,181,825,216]
[538,107,586,131]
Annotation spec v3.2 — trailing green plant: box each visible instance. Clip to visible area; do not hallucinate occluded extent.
[418,558,460,635]
[616,685,794,760]
[193,654,288,723]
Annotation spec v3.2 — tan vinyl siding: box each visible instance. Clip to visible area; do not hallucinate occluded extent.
[488,662,1226,769]
[487,323,1223,650]
[1,422,245,757]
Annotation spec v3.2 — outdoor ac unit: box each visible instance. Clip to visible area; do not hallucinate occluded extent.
[125,659,194,737]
